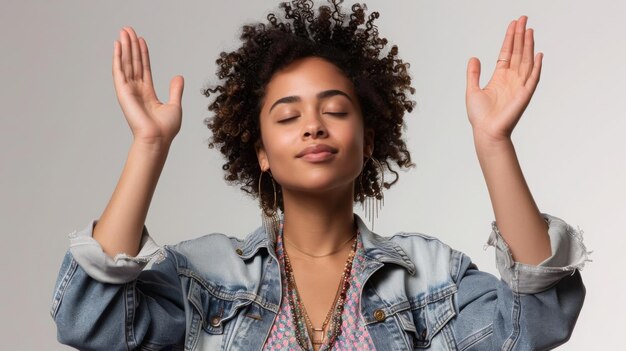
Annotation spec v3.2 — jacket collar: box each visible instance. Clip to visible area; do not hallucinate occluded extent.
[238,213,416,275]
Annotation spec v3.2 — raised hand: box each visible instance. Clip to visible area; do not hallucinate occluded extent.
[465,16,543,144]
[113,27,184,149]
[465,17,553,267]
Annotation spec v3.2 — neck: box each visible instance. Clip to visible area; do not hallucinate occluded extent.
[281,184,355,257]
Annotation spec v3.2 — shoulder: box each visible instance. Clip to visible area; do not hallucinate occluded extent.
[385,231,468,282]
[167,232,244,254]
[388,230,450,245]
[388,231,459,258]
[161,230,255,273]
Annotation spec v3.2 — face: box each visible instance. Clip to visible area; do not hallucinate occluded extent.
[256,56,374,196]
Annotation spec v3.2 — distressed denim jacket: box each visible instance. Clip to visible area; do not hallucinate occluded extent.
[51,213,591,350]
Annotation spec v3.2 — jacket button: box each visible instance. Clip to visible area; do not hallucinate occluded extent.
[210,315,221,327]
[373,309,386,322]
[235,248,243,256]
[420,330,427,339]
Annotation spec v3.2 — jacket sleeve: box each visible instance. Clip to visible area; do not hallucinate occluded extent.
[50,220,186,350]
[450,213,591,351]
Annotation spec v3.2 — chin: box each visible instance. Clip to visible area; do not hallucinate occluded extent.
[280,174,357,195]
[272,163,360,192]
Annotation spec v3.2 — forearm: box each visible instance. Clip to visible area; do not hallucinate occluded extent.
[473,133,551,265]
[93,142,169,257]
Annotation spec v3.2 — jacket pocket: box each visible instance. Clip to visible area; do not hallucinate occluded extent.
[398,286,457,349]
[187,278,252,335]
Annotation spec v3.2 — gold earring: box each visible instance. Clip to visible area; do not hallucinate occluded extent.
[360,157,385,231]
[258,169,280,240]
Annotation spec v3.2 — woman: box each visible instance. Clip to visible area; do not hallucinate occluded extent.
[51,1,591,350]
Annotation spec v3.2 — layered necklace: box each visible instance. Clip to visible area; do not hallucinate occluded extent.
[282,231,359,351]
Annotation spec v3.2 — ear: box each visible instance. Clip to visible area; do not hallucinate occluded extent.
[363,128,375,157]
[255,139,270,171]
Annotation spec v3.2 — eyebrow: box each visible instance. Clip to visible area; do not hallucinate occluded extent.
[268,89,353,113]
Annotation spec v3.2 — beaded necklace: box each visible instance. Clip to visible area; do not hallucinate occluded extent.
[282,231,359,351]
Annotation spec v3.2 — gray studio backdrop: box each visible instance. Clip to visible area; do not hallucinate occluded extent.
[1,0,624,349]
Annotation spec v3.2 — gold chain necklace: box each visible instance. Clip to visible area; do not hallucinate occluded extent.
[284,232,356,258]
[283,231,358,350]
[303,248,356,349]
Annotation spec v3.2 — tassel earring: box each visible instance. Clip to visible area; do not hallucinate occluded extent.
[360,157,385,231]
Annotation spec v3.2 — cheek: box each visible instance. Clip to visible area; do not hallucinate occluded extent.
[343,123,365,155]
[338,124,366,175]
[265,132,294,161]
[261,130,296,178]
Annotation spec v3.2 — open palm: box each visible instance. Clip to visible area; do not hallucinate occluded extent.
[113,27,184,147]
[466,16,543,143]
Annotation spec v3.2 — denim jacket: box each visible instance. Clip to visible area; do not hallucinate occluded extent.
[51,213,591,350]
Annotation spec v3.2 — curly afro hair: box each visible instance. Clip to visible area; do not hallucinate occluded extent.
[202,0,416,214]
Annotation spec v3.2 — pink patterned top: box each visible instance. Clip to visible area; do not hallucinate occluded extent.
[262,224,377,351]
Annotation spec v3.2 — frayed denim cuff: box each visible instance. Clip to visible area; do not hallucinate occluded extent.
[484,213,593,294]
[68,220,166,284]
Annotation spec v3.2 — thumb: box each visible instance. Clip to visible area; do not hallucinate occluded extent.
[466,57,481,92]
[168,75,184,106]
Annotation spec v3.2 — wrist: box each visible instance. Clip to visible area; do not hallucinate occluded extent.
[130,140,171,159]
[473,131,515,158]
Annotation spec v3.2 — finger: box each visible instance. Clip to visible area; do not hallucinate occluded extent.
[138,37,154,85]
[112,40,125,83]
[125,27,143,80]
[168,75,185,106]
[497,20,516,69]
[520,28,535,80]
[510,16,527,69]
[120,29,133,80]
[466,57,481,92]
[526,52,543,93]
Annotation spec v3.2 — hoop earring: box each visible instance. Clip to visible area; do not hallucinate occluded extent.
[258,169,280,239]
[360,157,385,231]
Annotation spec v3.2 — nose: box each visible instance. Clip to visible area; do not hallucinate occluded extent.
[302,114,328,139]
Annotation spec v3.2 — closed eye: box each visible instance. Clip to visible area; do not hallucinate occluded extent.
[277,116,299,123]
[278,112,346,123]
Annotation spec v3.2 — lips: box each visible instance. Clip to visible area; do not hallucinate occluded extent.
[296,144,338,158]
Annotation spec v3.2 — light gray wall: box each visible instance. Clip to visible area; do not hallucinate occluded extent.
[1,0,623,349]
